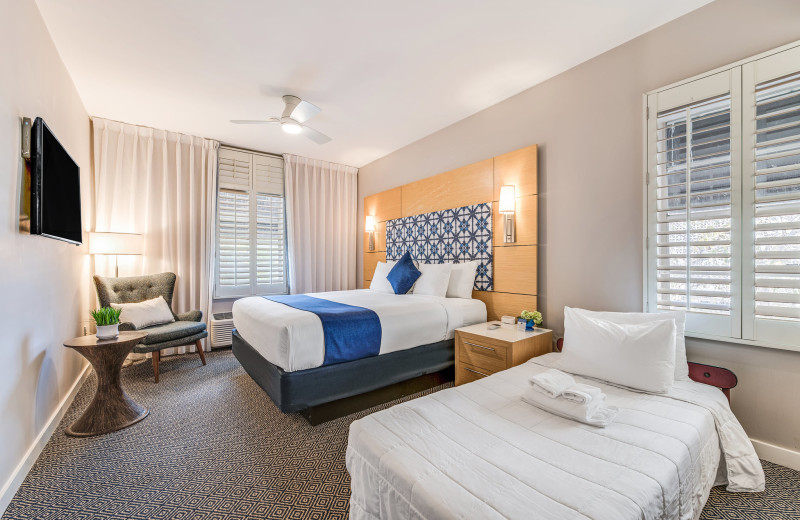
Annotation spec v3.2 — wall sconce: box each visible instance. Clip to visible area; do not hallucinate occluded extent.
[365,215,376,251]
[89,232,144,277]
[498,185,516,243]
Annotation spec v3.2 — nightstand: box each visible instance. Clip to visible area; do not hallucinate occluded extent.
[455,322,554,386]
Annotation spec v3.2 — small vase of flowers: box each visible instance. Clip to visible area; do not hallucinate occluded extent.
[518,310,543,331]
[91,307,122,340]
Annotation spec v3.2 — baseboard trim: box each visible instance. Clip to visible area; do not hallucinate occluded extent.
[751,438,800,471]
[0,362,91,515]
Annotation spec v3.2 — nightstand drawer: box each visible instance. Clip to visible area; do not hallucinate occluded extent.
[456,363,494,384]
[457,334,508,373]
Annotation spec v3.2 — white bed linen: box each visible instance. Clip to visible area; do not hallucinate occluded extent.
[347,353,763,520]
[232,290,486,372]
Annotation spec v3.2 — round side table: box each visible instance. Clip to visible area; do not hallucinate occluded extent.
[63,331,149,437]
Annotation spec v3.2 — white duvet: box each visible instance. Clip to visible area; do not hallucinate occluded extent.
[347,353,764,520]
[232,290,487,372]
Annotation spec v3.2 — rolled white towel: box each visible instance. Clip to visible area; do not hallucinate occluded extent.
[529,369,576,398]
[521,387,619,428]
[562,383,605,405]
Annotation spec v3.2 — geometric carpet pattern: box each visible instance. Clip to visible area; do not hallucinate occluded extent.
[701,460,800,520]
[3,349,799,520]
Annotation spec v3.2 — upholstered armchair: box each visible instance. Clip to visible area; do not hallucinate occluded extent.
[93,272,208,383]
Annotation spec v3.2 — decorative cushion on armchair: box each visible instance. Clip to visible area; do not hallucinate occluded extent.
[111,296,174,329]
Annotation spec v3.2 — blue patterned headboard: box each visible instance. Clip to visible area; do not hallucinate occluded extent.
[385,203,493,291]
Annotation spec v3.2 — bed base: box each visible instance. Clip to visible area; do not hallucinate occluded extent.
[555,338,738,402]
[232,330,455,422]
[299,367,453,425]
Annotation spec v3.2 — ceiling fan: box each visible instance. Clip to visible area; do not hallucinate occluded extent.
[231,95,331,144]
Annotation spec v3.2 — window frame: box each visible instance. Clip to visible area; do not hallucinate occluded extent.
[643,39,800,353]
[214,146,288,299]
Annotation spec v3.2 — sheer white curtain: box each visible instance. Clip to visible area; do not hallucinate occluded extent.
[92,117,218,354]
[284,155,358,294]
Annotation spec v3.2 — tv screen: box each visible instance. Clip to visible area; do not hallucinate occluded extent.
[30,117,82,245]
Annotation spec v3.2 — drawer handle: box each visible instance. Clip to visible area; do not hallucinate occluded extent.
[464,367,491,377]
[464,341,496,352]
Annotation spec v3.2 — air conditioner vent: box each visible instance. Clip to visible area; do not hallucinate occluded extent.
[209,313,234,348]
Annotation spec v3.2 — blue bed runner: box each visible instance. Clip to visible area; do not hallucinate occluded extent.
[265,294,382,366]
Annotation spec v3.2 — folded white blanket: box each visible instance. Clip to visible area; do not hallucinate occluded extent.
[529,368,575,398]
[522,387,619,427]
[562,382,604,405]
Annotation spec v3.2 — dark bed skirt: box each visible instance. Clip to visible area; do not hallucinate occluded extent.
[232,330,455,413]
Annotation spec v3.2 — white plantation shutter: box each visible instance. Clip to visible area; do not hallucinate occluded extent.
[646,41,800,350]
[253,154,286,293]
[742,46,800,346]
[256,194,285,289]
[646,70,741,337]
[217,190,251,292]
[215,147,287,297]
[218,149,251,190]
[254,154,284,195]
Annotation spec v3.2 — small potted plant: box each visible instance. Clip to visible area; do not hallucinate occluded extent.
[518,310,543,331]
[91,307,122,340]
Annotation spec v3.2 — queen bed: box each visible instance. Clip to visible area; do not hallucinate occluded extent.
[232,289,487,419]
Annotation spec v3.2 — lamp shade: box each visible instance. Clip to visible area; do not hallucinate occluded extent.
[365,215,376,232]
[499,185,516,214]
[89,232,143,255]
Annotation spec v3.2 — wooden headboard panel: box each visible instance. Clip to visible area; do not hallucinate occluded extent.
[363,144,538,321]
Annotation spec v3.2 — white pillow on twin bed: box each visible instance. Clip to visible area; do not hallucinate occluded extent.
[111,296,174,330]
[369,261,396,293]
[412,263,453,297]
[569,307,689,381]
[561,306,676,393]
[446,260,479,299]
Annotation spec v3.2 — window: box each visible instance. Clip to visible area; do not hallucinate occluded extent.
[215,147,287,297]
[645,42,800,349]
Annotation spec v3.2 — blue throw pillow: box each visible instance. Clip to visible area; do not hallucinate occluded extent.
[386,252,421,294]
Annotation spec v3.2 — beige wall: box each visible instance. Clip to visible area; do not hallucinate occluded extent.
[358,0,800,457]
[0,0,91,508]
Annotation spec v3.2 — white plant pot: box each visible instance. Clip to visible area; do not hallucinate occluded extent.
[96,324,119,340]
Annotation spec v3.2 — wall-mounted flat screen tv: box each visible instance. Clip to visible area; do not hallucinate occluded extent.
[30,117,82,245]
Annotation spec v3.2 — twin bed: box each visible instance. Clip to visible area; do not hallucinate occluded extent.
[346,352,763,519]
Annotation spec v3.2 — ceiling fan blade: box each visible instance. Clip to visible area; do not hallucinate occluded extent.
[230,119,279,125]
[302,125,331,144]
[281,95,321,122]
[291,100,322,123]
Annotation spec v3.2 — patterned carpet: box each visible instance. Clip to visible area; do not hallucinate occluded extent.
[2,349,798,520]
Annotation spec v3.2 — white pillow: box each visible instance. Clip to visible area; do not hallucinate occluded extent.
[369,261,396,293]
[561,306,676,393]
[111,296,175,329]
[412,263,453,297]
[446,261,479,299]
[569,307,688,381]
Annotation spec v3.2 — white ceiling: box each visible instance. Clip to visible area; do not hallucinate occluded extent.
[35,0,712,167]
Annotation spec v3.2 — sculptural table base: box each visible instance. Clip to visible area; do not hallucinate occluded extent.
[63,331,149,437]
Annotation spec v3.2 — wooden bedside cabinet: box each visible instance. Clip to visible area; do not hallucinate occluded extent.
[455,322,554,386]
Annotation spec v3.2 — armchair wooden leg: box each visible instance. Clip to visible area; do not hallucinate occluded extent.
[195,340,207,366]
[152,350,160,383]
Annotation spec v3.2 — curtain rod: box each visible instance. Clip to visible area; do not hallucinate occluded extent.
[219,143,283,159]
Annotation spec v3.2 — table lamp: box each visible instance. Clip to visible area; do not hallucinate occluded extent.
[89,232,144,277]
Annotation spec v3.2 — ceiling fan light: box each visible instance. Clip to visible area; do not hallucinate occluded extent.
[281,122,302,134]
